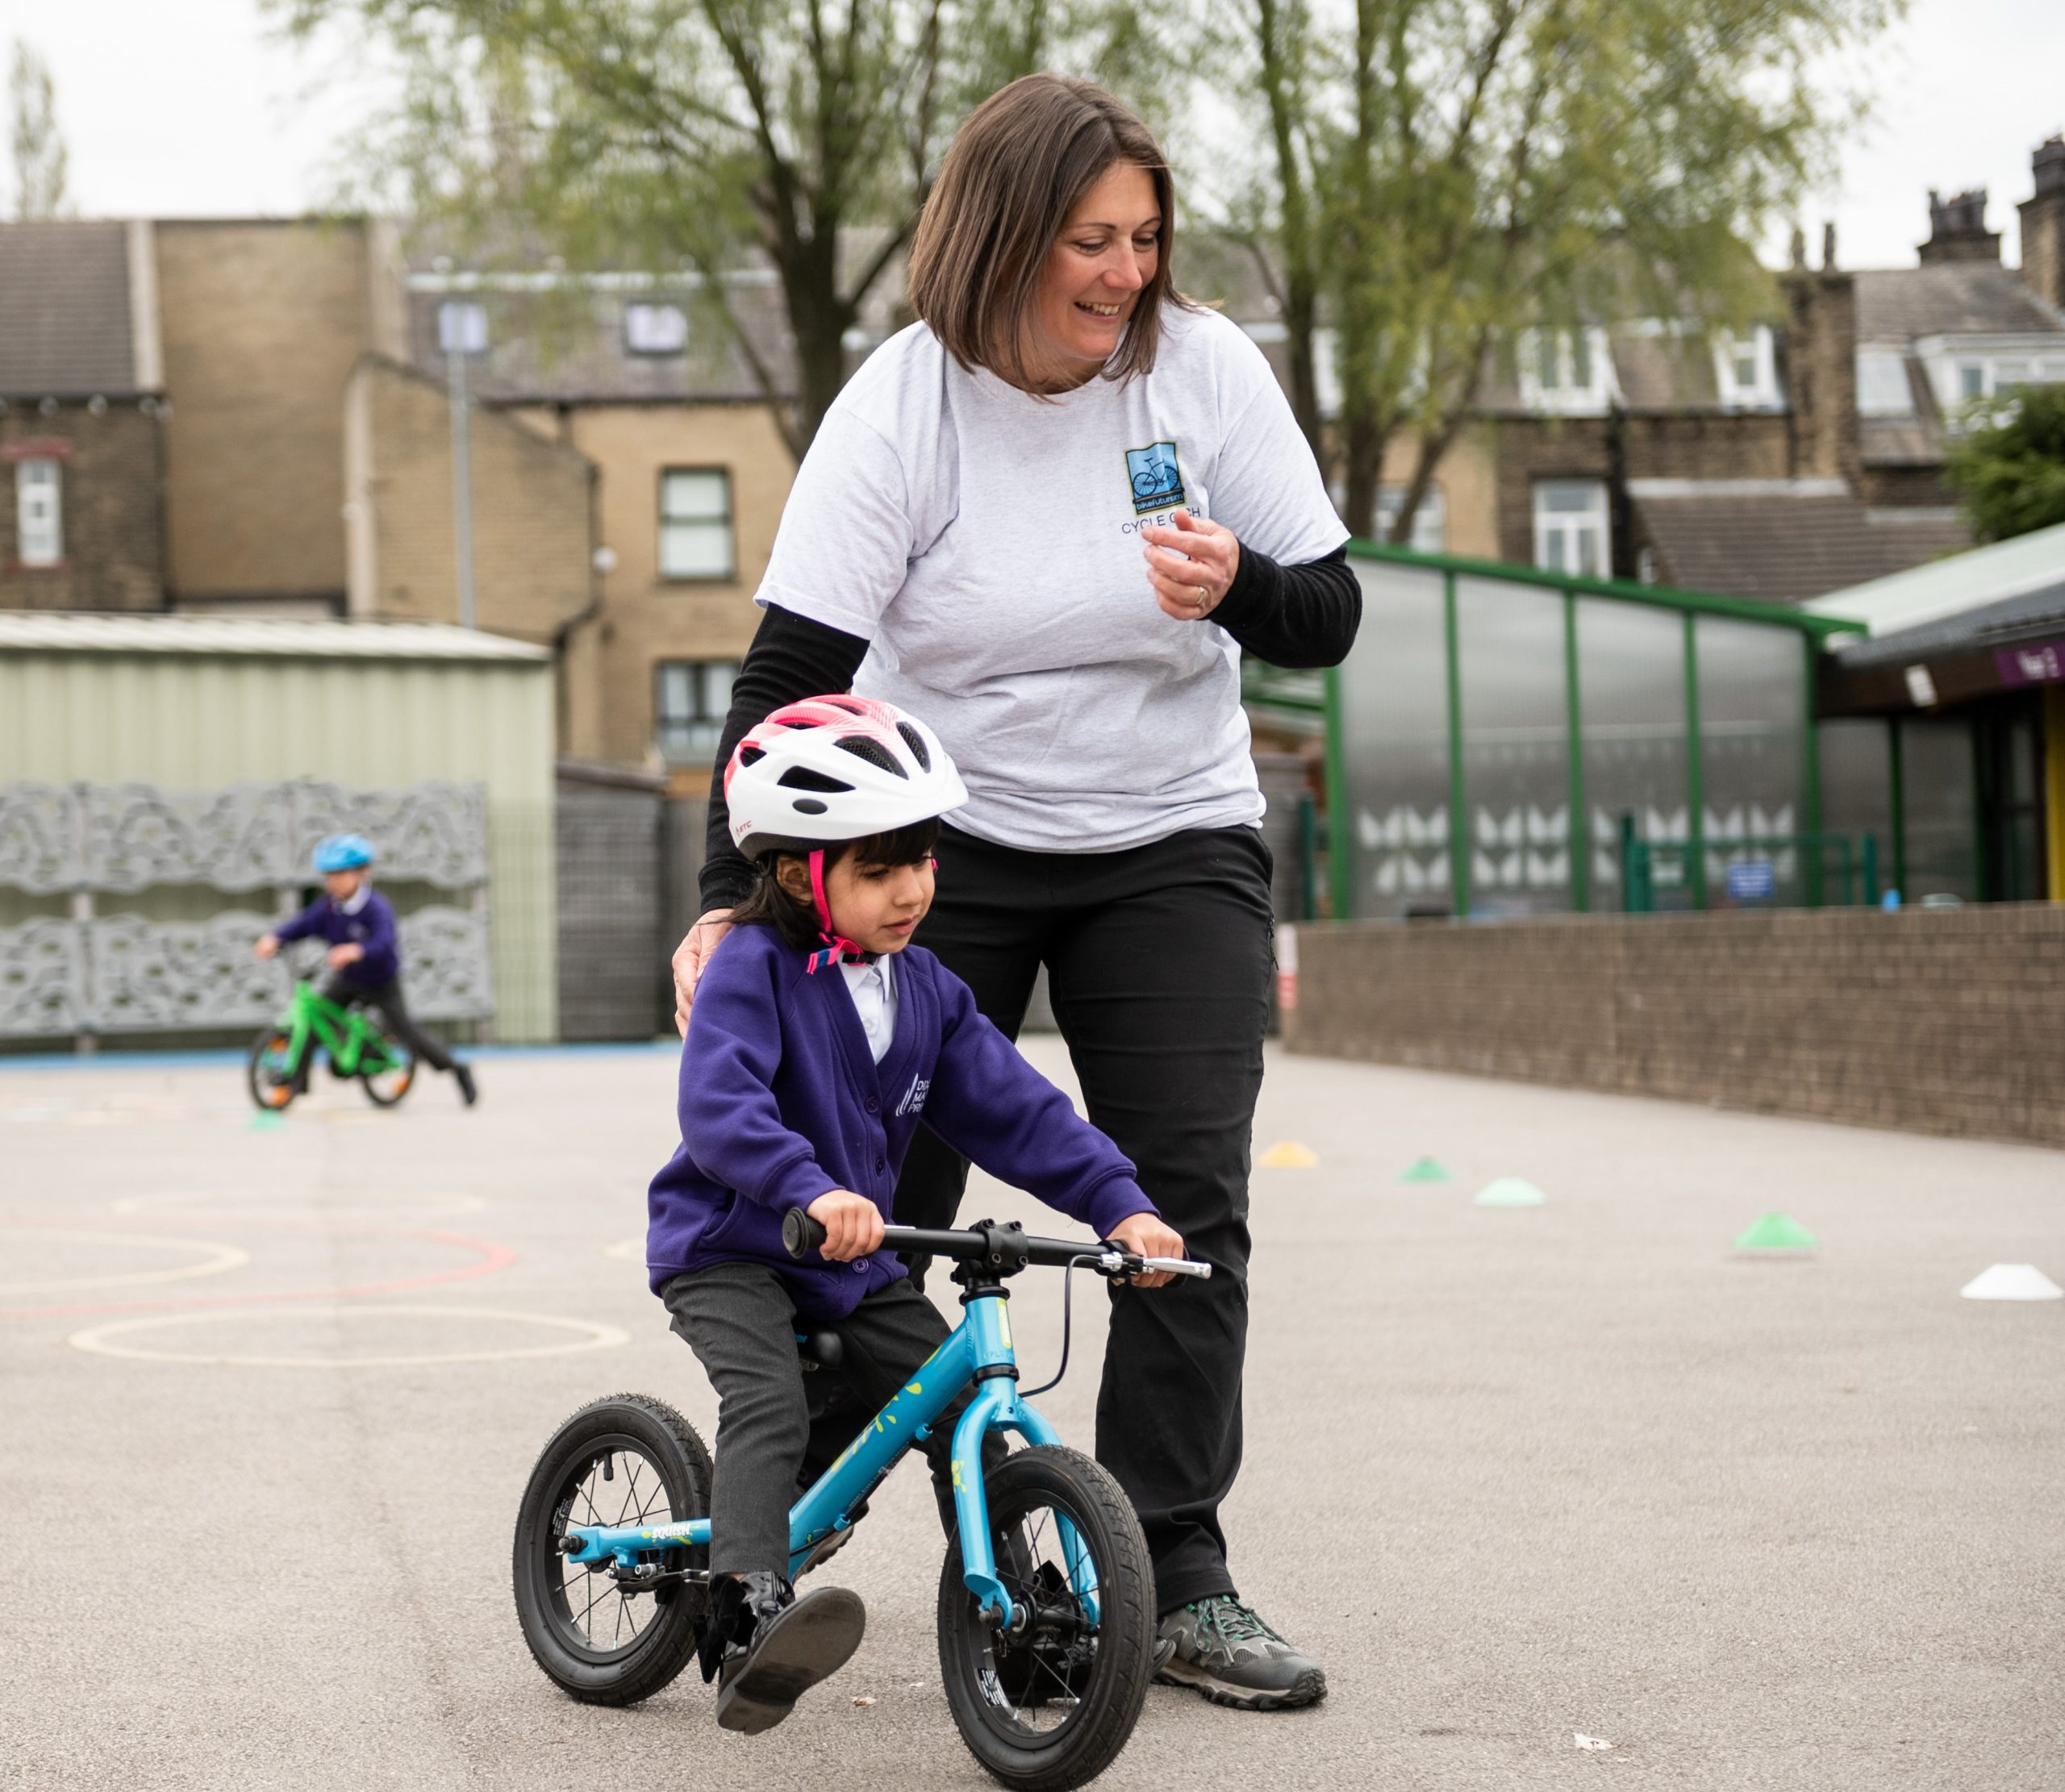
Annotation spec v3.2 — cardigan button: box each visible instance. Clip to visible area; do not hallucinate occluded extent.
[874,1156,886,1173]
[853,1257,870,1273]
[865,1095,880,1115]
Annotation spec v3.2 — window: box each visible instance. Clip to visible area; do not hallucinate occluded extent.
[625,302,689,356]
[655,660,739,763]
[658,469,734,580]
[437,299,489,356]
[15,458,62,566]
[1376,484,1446,554]
[1959,363,1985,402]
[1533,480,1609,577]
[1856,349,1915,417]
[1713,327,1780,410]
[1518,328,1613,415]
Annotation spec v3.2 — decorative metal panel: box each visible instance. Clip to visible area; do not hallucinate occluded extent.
[0,907,494,1036]
[0,778,490,893]
[0,784,83,895]
[83,784,299,894]
[0,918,87,1035]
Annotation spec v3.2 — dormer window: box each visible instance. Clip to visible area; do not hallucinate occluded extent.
[1713,327,1779,410]
[625,301,689,356]
[1520,328,1613,415]
[1856,349,1915,417]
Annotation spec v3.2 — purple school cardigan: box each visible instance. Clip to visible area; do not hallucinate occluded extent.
[647,924,1153,1320]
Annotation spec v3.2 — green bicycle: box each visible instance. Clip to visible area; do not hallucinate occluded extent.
[247,980,416,1113]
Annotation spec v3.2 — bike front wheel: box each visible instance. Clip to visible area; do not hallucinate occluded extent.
[937,1444,1155,1791]
[513,1393,713,1707]
[246,1027,298,1112]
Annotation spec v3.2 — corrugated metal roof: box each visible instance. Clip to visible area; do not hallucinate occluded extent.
[0,221,138,395]
[1833,577,2065,665]
[0,611,549,661]
[1804,517,2065,636]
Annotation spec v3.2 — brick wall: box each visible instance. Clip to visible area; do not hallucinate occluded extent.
[347,356,594,643]
[0,403,163,609]
[1283,907,2065,1148]
[1491,412,1794,571]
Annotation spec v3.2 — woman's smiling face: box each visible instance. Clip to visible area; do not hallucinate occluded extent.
[1025,159,1161,388]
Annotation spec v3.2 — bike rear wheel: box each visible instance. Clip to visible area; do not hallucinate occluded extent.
[246,1027,298,1112]
[358,1031,415,1107]
[938,1444,1155,1791]
[513,1393,713,1707]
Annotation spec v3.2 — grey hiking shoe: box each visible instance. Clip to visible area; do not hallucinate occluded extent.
[1155,1598,1326,1711]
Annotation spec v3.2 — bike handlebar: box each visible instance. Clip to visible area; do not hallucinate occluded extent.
[781,1208,1211,1281]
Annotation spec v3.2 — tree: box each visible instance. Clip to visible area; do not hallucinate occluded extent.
[1208,0,1897,541]
[1944,386,2065,543]
[10,39,71,220]
[282,0,1170,458]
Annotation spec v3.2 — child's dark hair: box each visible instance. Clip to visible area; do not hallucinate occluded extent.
[731,819,941,950]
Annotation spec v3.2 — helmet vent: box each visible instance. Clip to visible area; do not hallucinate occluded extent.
[895,722,931,771]
[777,765,853,794]
[737,745,766,767]
[836,736,907,778]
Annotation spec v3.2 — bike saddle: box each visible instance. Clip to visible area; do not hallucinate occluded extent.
[792,1328,844,1370]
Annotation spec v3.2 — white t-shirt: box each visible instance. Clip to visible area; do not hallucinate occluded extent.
[755,306,1347,852]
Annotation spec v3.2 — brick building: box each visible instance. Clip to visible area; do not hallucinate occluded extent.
[0,221,165,611]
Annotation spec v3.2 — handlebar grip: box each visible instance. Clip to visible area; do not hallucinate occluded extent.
[782,1209,828,1259]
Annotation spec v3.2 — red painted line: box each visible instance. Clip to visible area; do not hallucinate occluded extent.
[0,1215,519,1321]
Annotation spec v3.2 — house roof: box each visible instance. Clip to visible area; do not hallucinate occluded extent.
[0,611,549,662]
[1804,515,2065,636]
[0,221,140,397]
[1630,481,1970,602]
[1853,265,2065,343]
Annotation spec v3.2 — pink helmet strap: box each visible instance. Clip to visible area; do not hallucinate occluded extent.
[803,848,871,974]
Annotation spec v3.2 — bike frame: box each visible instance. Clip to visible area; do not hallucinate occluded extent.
[273,981,399,1080]
[561,1286,1093,1626]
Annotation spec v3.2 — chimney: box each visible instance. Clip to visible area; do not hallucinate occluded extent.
[2018,137,2065,310]
[1781,252,1858,487]
[1918,188,2002,264]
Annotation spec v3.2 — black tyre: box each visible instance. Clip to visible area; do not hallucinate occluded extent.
[513,1394,714,1707]
[246,1027,298,1112]
[358,1031,415,1107]
[937,1445,1155,1791]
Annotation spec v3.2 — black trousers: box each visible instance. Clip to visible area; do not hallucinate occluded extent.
[895,823,1274,1615]
[318,973,457,1075]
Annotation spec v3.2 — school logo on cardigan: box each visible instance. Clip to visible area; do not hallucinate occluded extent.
[1124,441,1183,515]
[896,1076,930,1118]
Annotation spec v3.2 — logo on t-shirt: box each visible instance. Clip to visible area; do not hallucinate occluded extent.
[1124,441,1184,515]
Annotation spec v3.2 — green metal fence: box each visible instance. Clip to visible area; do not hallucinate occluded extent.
[1245,543,1870,921]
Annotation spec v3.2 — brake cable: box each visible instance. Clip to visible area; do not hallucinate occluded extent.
[1019,1252,1121,1398]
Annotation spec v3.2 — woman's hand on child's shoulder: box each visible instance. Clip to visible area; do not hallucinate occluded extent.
[1108,1211,1186,1289]
[673,908,735,1036]
[806,1190,886,1262]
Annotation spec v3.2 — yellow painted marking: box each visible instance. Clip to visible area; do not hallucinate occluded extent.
[997,1308,1012,1348]
[905,1381,922,1395]
[951,1460,965,1492]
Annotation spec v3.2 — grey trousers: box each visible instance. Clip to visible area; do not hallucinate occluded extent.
[664,1263,988,1577]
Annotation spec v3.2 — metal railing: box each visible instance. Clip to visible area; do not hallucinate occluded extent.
[1617,819,1882,913]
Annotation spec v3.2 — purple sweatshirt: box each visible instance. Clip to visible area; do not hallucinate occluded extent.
[648,923,1153,1320]
[273,888,399,986]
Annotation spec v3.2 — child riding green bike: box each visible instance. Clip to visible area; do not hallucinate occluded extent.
[252,834,477,1107]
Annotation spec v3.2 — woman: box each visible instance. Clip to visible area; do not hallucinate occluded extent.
[674,73,1358,1712]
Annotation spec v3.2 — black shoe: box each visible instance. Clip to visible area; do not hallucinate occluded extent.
[453,1063,477,1106]
[1155,1597,1326,1711]
[702,1573,866,1736]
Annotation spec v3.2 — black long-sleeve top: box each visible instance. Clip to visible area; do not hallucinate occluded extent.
[698,544,1361,911]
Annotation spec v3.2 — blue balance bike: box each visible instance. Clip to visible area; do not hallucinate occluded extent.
[512,1214,1210,1790]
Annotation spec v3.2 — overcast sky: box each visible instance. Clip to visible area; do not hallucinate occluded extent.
[4,0,2062,274]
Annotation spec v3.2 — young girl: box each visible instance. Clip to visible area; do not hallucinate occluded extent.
[646,695,1182,1736]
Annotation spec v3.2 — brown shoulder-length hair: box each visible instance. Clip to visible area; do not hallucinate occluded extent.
[909,74,1195,392]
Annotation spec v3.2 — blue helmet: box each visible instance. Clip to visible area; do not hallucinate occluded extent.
[312,832,375,873]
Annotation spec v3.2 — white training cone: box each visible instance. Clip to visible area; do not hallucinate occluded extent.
[1959,1264,2064,1302]
[1474,1177,1546,1208]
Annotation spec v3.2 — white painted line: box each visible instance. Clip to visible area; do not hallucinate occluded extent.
[67,1304,632,1368]
[0,1229,250,1295]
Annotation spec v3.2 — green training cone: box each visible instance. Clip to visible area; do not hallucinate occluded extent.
[1733,1211,1816,1251]
[1398,1156,1454,1183]
[1473,1177,1546,1207]
[244,1110,286,1131]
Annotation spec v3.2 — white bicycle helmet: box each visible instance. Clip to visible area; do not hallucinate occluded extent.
[724,695,967,859]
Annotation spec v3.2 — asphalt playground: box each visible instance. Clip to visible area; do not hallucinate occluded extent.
[2,1038,2060,1790]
